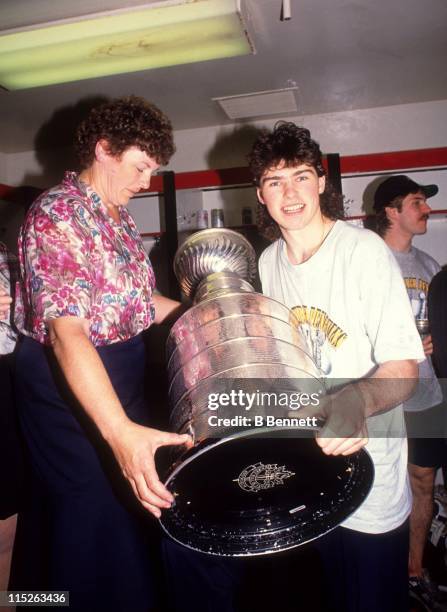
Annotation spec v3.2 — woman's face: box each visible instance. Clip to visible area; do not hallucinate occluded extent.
[97,143,160,208]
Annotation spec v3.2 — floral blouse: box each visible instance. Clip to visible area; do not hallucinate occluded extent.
[16,172,156,347]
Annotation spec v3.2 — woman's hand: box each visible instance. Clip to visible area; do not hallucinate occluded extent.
[107,422,193,517]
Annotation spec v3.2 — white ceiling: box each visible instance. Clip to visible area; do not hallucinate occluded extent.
[0,0,446,154]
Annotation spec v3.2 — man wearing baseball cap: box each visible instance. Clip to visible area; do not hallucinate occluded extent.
[374,175,445,610]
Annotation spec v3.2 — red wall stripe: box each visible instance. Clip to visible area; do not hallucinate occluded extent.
[0,184,16,200]
[1,147,446,199]
[340,147,447,174]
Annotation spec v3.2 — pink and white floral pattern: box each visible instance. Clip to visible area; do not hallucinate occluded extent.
[17,172,156,346]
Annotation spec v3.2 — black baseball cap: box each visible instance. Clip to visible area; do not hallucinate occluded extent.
[373,175,438,212]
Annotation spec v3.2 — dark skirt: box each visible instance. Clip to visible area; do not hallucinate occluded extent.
[13,334,158,611]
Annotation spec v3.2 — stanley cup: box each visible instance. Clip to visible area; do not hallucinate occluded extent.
[160,228,373,557]
[167,228,322,440]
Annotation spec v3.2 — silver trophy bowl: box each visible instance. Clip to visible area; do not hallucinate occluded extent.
[173,228,257,301]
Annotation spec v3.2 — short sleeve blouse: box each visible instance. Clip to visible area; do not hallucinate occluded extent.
[16,172,156,347]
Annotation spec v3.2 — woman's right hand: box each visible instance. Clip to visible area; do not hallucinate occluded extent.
[107,421,193,518]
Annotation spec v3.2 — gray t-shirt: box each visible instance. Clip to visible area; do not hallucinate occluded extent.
[391,246,442,412]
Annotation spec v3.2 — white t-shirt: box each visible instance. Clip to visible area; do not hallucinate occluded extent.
[259,220,424,534]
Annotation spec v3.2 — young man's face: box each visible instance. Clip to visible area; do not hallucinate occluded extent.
[257,161,326,234]
[389,191,431,237]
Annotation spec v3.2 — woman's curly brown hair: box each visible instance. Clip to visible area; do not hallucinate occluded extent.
[247,122,345,241]
[74,95,175,169]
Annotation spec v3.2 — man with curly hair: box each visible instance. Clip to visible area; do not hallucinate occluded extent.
[248,122,424,611]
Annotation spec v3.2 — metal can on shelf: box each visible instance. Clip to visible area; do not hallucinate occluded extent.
[196,209,209,229]
[211,209,224,227]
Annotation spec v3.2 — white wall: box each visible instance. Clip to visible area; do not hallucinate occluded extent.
[1,99,446,260]
[413,217,447,267]
[2,148,68,188]
[169,99,447,172]
[342,168,447,218]
[2,99,447,185]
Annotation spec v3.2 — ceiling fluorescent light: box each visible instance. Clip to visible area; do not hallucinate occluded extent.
[214,87,298,120]
[0,0,253,90]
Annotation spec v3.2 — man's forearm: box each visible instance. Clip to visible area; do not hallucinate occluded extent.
[358,359,418,418]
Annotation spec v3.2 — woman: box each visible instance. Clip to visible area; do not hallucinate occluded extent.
[15,96,191,611]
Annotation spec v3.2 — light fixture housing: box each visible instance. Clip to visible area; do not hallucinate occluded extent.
[0,0,253,90]
[213,87,299,120]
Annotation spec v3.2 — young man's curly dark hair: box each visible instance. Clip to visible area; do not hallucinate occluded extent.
[247,122,345,241]
[74,96,175,169]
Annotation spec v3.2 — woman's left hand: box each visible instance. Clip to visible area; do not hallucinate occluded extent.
[107,421,193,517]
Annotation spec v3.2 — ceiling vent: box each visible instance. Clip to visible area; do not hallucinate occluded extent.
[213,87,298,120]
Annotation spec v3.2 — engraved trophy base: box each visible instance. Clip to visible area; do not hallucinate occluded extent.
[159,430,374,557]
